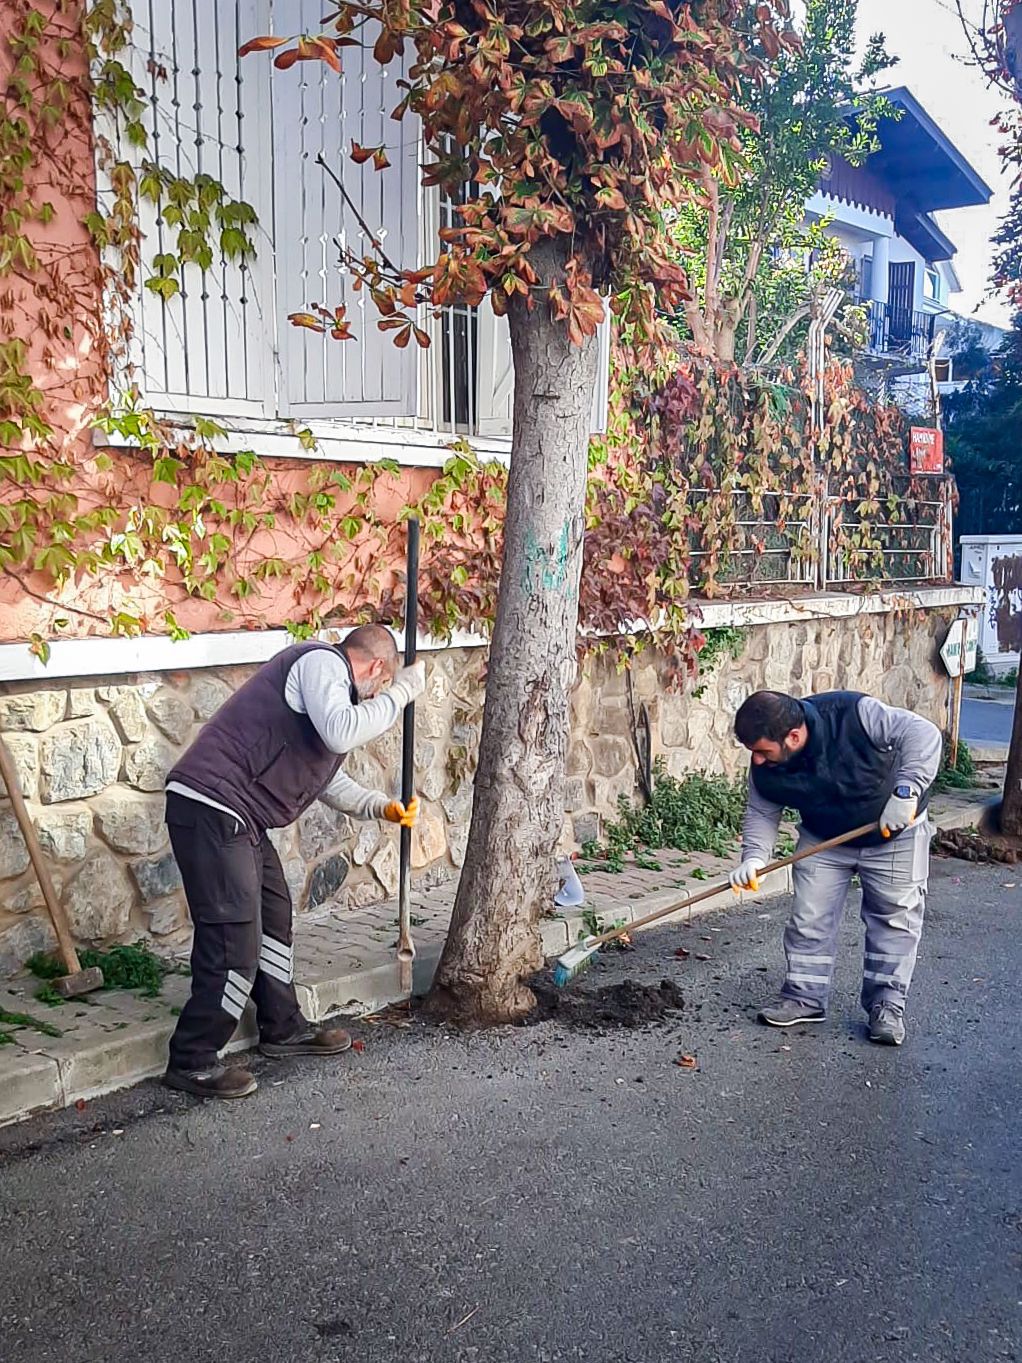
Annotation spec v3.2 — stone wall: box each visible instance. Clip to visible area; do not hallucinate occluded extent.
[0,602,953,972]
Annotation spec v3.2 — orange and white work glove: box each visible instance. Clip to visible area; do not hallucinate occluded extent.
[383,796,419,829]
[880,789,917,838]
[729,856,767,894]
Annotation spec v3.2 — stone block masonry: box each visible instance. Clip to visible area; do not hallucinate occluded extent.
[0,594,960,969]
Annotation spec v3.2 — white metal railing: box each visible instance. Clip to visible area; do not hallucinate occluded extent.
[823,479,953,588]
[679,480,954,592]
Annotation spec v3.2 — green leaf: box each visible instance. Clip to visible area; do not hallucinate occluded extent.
[153,456,183,483]
[28,634,50,665]
[194,415,227,440]
[144,275,180,301]
[219,227,253,260]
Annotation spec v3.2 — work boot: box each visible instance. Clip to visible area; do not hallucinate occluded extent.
[868,1001,906,1046]
[164,1064,258,1099]
[259,1022,352,1058]
[757,998,827,1028]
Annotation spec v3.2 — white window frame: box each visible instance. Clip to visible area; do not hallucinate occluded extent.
[92,1,609,463]
[923,267,942,303]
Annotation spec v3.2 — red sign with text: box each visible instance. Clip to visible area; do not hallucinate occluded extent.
[910,426,944,475]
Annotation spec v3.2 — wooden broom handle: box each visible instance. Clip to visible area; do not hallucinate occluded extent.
[0,733,82,973]
[585,821,880,950]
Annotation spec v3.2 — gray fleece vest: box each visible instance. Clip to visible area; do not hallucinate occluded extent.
[167,642,354,833]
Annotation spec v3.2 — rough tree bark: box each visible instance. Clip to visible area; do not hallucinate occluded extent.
[423,238,600,1024]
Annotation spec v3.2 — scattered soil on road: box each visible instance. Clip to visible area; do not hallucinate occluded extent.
[932,826,1021,865]
[526,977,685,1030]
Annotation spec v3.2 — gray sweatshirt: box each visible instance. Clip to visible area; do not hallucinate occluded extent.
[741,697,943,862]
[168,649,416,826]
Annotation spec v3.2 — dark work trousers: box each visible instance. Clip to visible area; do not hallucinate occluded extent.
[166,792,304,1071]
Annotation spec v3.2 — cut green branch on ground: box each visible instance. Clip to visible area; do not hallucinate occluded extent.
[0,1006,62,1038]
[27,942,183,1000]
[578,907,630,946]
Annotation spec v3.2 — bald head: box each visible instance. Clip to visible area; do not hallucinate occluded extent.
[340,624,399,699]
[343,623,399,666]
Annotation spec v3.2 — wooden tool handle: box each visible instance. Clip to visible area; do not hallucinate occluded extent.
[0,733,81,973]
[586,822,880,950]
[397,517,420,989]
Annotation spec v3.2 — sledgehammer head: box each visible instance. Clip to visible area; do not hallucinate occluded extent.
[53,966,104,999]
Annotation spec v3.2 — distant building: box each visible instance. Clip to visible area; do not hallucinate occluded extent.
[805,87,992,404]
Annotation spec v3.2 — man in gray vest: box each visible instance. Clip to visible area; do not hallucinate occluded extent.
[163,624,425,1099]
[729,690,942,1046]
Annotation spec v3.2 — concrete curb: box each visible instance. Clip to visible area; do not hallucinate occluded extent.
[967,744,1009,765]
[964,684,1016,703]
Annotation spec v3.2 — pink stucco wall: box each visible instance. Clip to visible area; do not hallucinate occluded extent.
[1,2,441,645]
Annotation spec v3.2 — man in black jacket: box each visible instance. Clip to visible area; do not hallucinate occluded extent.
[164,624,425,1099]
[729,690,942,1047]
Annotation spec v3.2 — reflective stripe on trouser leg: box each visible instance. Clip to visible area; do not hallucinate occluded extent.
[857,819,928,1013]
[781,832,857,1009]
[259,934,294,985]
[221,969,254,1020]
[251,833,304,1045]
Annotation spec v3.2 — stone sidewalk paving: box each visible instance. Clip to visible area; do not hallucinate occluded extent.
[0,788,994,1126]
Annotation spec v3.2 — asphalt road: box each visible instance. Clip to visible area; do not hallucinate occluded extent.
[2,855,1020,1363]
[962,696,1015,747]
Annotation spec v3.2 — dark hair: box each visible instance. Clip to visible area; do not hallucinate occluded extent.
[734,691,805,746]
[340,623,399,668]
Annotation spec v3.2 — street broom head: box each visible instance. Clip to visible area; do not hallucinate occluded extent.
[552,937,600,988]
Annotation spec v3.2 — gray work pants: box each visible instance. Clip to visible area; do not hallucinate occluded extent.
[781,819,929,1014]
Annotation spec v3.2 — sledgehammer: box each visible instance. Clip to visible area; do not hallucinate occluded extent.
[0,734,103,998]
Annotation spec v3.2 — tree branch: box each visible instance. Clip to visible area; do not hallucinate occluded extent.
[755,302,812,366]
[316,152,403,277]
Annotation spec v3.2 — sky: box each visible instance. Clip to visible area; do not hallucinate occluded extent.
[855,0,1014,328]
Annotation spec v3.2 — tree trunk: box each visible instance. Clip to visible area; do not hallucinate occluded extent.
[715,299,740,364]
[423,239,600,1024]
[1000,661,1022,836]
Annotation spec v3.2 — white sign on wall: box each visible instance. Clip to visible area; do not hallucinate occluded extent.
[939,616,979,678]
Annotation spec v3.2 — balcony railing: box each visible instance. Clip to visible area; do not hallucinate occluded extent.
[861,299,937,363]
[678,479,954,595]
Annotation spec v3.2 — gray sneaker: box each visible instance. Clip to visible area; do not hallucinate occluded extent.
[868,1002,906,1046]
[757,998,826,1028]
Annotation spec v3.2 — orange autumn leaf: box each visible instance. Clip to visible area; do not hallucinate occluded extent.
[238,35,291,57]
[288,311,327,331]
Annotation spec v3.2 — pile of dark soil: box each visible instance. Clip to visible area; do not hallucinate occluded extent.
[527,977,685,1029]
[932,827,1020,865]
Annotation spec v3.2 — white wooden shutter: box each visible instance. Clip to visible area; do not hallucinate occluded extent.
[476,306,612,439]
[590,314,612,435]
[271,1,419,418]
[475,304,515,437]
[119,0,276,417]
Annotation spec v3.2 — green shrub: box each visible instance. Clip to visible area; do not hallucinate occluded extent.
[583,762,746,870]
